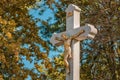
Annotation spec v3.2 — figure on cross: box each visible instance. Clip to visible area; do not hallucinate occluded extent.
[55,30,85,74]
[50,4,97,80]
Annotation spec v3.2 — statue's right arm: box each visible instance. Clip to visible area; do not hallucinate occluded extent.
[54,37,63,46]
[55,37,63,41]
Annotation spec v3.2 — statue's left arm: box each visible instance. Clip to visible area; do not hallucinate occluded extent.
[71,30,85,39]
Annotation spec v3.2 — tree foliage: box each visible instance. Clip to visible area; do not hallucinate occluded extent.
[36,54,65,80]
[0,0,50,79]
[1,0,120,80]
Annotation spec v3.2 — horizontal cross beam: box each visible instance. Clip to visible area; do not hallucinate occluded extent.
[50,24,97,46]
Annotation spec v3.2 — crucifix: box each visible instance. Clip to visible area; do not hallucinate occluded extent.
[50,4,97,80]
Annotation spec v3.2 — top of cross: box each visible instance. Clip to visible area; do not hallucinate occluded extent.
[65,4,81,12]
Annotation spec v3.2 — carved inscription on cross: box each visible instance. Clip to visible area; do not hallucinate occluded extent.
[50,4,97,80]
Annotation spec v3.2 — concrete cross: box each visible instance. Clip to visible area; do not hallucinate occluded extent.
[50,4,97,80]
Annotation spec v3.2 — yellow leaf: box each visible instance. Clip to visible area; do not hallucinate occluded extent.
[6,32,12,39]
[118,7,120,11]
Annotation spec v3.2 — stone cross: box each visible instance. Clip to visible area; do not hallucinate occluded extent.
[50,4,97,80]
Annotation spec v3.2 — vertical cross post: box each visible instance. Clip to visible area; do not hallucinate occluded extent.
[65,4,81,80]
[50,4,97,80]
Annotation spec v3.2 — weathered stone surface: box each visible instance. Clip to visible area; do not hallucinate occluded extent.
[50,24,97,46]
[50,4,97,80]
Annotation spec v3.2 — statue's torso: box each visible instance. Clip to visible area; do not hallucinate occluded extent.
[64,38,71,51]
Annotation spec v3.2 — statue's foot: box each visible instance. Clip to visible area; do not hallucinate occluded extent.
[66,68,70,74]
[69,55,72,59]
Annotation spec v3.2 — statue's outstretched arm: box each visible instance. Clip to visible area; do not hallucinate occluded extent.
[55,37,63,41]
[54,37,64,46]
[71,30,85,39]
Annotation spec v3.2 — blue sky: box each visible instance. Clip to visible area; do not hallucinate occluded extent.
[29,1,63,57]
[24,0,63,79]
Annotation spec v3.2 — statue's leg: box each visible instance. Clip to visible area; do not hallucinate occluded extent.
[68,47,72,59]
[64,53,70,74]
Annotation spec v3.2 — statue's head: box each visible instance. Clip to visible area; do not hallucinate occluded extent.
[61,34,68,39]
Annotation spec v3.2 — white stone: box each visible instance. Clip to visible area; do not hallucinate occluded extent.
[50,4,97,80]
[65,4,81,12]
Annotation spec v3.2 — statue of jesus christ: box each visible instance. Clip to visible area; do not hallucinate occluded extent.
[55,30,85,74]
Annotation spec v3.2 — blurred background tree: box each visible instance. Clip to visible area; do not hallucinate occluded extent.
[0,0,49,79]
[0,0,120,80]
